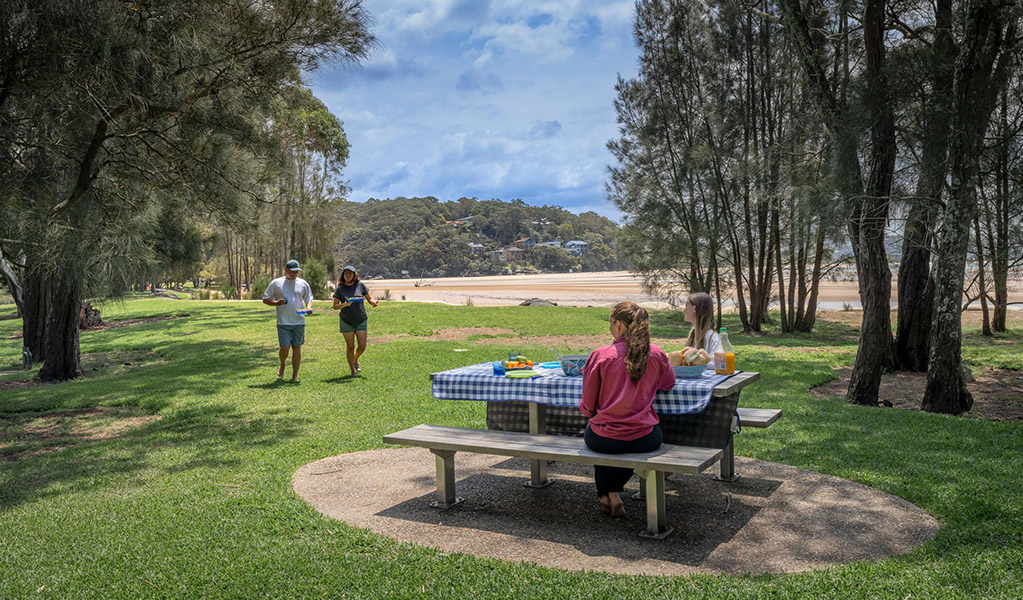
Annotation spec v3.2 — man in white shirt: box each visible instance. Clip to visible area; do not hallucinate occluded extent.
[263,259,314,382]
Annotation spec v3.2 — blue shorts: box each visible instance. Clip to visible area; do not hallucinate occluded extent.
[277,325,305,347]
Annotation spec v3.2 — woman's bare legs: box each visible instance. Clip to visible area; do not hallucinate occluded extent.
[342,332,357,375]
[354,330,368,369]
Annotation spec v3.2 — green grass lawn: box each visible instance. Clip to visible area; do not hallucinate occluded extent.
[1,299,1021,599]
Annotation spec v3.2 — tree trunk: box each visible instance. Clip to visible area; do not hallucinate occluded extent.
[924,0,1010,414]
[37,278,82,381]
[972,215,991,336]
[774,200,789,332]
[848,0,897,406]
[895,0,952,371]
[795,220,826,332]
[0,252,24,317]
[21,269,49,363]
[989,88,1010,332]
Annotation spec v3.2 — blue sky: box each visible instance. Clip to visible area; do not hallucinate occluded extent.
[308,0,639,220]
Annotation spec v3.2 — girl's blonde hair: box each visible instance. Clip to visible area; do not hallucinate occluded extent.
[684,292,715,350]
[611,301,650,382]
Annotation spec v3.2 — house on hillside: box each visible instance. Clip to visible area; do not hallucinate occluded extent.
[513,237,534,250]
[468,243,485,258]
[537,240,562,249]
[445,220,465,226]
[504,246,524,263]
[565,240,589,255]
[487,246,525,263]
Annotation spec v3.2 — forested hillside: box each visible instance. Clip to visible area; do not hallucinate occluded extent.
[334,196,625,278]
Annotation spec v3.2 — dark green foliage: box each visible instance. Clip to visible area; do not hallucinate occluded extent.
[0,0,373,379]
[248,275,273,300]
[301,259,329,300]
[336,197,623,277]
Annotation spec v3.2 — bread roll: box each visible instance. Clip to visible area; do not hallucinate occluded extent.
[683,347,712,366]
[668,350,685,367]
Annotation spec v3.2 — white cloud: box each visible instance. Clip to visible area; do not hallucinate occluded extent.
[311,0,639,218]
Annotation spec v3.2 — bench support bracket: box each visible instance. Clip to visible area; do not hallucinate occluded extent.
[430,450,463,509]
[635,469,673,539]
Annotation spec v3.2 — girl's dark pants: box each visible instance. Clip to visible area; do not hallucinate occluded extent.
[584,424,663,497]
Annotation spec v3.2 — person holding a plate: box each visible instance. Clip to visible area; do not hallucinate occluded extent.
[332,265,379,376]
[263,259,314,383]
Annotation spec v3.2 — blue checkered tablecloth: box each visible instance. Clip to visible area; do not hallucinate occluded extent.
[432,363,739,415]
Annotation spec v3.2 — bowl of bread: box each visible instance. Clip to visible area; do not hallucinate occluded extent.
[668,346,711,378]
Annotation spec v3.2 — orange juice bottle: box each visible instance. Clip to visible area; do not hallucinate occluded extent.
[714,327,735,375]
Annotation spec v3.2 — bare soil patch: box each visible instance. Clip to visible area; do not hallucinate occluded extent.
[374,327,518,343]
[809,368,1023,421]
[294,449,938,576]
[1,406,161,462]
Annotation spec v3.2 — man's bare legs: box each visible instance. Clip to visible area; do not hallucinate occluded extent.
[343,332,357,375]
[278,345,301,381]
[290,345,301,382]
[277,347,288,378]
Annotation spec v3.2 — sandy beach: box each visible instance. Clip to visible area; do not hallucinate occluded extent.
[364,271,1023,310]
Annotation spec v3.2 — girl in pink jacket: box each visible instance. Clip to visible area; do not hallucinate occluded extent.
[580,301,676,517]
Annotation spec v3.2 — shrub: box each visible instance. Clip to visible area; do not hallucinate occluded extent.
[198,289,211,300]
[842,302,853,312]
[249,275,273,300]
[301,260,329,300]
[382,288,392,301]
[219,284,238,300]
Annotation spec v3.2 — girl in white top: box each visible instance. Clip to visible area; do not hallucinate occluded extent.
[683,292,720,366]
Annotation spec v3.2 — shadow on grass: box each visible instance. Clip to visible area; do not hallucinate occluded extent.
[0,399,308,511]
[321,375,361,384]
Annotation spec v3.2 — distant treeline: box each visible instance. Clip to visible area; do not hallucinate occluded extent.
[334,196,626,278]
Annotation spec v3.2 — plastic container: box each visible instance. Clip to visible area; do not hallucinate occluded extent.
[558,354,589,376]
[714,327,735,375]
[673,365,705,378]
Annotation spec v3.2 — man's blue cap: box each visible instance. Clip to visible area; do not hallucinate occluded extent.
[285,259,301,271]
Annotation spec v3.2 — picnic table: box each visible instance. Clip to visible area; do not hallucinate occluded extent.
[430,363,761,486]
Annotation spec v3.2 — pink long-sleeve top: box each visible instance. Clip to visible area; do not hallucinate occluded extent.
[579,338,677,441]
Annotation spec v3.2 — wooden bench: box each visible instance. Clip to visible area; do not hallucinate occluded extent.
[716,407,783,481]
[383,424,722,539]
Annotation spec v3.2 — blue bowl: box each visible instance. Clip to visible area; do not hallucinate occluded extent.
[559,355,589,376]
[674,365,706,378]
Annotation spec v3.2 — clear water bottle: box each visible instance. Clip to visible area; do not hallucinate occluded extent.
[714,327,735,375]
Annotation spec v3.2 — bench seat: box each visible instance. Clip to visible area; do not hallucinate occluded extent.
[384,424,723,539]
[737,407,782,428]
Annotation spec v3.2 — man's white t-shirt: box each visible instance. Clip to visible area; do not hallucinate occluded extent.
[263,277,313,326]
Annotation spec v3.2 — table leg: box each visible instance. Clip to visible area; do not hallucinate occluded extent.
[524,403,554,488]
[714,407,741,482]
[429,449,463,508]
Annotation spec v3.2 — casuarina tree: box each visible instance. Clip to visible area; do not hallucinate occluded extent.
[0,0,373,380]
